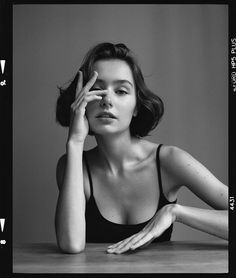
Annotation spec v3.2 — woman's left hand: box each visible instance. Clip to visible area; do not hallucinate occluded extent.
[106,204,177,254]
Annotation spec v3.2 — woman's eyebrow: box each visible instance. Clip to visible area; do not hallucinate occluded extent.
[95,79,133,87]
[114,80,133,87]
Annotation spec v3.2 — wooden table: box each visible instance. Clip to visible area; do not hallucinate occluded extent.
[13,240,228,273]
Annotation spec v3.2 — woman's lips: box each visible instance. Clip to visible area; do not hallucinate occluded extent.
[96,112,116,119]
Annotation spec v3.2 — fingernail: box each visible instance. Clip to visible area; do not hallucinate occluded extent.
[108,246,115,250]
[94,71,98,75]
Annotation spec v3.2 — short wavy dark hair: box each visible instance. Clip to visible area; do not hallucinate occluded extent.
[56,42,164,138]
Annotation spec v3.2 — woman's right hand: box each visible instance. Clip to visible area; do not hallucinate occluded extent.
[67,70,106,144]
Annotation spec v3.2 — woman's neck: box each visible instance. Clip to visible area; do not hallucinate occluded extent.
[95,132,141,175]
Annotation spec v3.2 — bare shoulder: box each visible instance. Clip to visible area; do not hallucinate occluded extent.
[138,140,181,161]
[133,140,189,172]
[154,144,200,191]
[159,145,187,164]
[159,144,193,177]
[162,145,228,209]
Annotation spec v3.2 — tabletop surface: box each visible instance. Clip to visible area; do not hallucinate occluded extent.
[13,240,228,273]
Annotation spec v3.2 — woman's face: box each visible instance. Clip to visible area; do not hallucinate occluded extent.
[86,59,137,136]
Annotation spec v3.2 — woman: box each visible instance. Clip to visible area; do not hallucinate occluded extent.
[55,42,228,254]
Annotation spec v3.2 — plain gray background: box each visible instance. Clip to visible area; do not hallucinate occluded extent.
[13,4,228,244]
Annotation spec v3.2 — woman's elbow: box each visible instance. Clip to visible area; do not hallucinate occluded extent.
[58,241,85,254]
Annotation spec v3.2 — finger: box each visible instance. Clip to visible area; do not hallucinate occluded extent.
[108,233,144,254]
[126,222,156,249]
[107,240,124,250]
[115,233,148,254]
[107,221,156,253]
[83,71,98,92]
[73,89,106,107]
[83,94,103,104]
[73,70,97,104]
[139,238,154,249]
[71,95,102,113]
[75,96,99,115]
[106,241,123,253]
[107,235,136,253]
[86,89,108,97]
[107,234,137,249]
[75,71,83,99]
[73,89,108,107]
[107,238,132,252]
[130,232,155,250]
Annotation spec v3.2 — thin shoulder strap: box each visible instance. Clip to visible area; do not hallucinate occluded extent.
[156,144,164,196]
[83,152,94,196]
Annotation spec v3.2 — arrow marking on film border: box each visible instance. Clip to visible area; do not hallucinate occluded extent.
[0,219,5,232]
[0,60,5,74]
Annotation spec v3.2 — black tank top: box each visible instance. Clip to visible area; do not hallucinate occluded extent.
[84,144,177,243]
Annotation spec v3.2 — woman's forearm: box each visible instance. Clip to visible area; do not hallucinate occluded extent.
[55,141,86,253]
[173,204,228,240]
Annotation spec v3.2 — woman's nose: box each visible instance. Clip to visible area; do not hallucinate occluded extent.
[99,92,112,108]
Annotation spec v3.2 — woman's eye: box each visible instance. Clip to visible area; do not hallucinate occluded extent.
[116,90,128,95]
[92,87,102,91]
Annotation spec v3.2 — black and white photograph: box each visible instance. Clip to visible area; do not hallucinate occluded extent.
[1,1,235,275]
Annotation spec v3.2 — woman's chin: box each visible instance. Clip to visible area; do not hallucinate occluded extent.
[92,128,117,136]
[91,126,130,137]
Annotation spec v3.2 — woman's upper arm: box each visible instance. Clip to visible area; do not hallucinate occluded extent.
[163,145,228,210]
